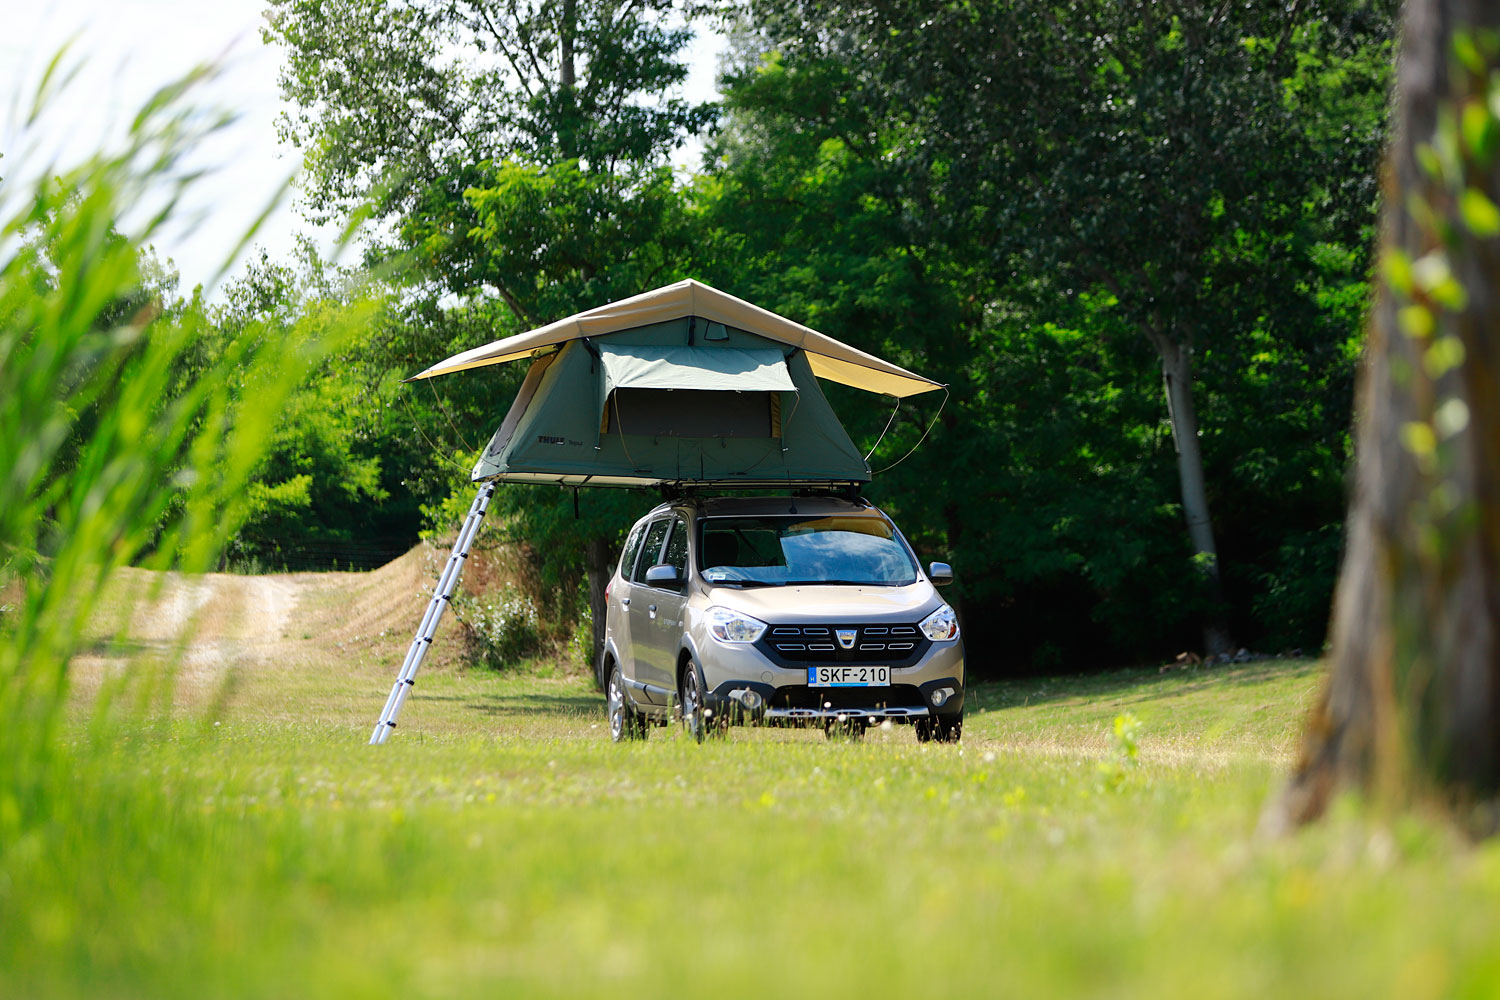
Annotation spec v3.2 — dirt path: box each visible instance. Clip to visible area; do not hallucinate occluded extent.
[67,545,476,716]
[72,568,351,703]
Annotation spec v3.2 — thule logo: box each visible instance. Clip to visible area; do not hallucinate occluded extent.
[836,628,857,649]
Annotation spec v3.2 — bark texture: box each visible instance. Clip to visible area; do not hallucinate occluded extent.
[1268,0,1500,832]
[585,534,612,689]
[1156,337,1234,658]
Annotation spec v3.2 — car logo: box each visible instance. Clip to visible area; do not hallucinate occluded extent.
[836,628,857,649]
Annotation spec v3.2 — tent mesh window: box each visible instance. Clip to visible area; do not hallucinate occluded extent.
[609,388,775,439]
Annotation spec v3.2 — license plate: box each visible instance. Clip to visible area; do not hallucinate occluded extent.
[808,666,890,687]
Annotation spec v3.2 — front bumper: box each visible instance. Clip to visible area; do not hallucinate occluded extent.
[699,636,965,726]
[763,702,931,724]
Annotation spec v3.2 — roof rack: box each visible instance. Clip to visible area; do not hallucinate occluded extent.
[656,480,864,503]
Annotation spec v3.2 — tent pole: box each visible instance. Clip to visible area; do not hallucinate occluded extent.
[370,481,497,745]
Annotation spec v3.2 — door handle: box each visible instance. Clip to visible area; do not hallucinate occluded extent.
[621,597,630,606]
[648,604,657,619]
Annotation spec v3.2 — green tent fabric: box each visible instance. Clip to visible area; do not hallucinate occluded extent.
[598,344,796,394]
[470,317,871,488]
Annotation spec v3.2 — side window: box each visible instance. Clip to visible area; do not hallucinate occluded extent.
[662,517,689,587]
[619,522,647,580]
[632,519,671,583]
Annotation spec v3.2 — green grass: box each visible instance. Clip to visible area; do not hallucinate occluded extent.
[5,652,1500,999]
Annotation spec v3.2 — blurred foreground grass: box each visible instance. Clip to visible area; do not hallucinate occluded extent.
[4,56,1496,1000]
[6,624,1499,999]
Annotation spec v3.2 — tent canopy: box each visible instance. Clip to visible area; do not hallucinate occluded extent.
[598,344,796,395]
[407,279,944,398]
[467,317,873,488]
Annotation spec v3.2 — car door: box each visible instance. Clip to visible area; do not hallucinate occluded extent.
[626,517,673,703]
[605,519,649,688]
[639,514,691,694]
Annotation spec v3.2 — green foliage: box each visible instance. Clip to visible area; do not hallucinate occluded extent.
[454,584,542,667]
[1112,711,1143,763]
[703,0,1396,665]
[250,0,1396,669]
[462,157,697,322]
[267,0,723,658]
[0,62,347,838]
[205,251,394,567]
[1097,711,1144,791]
[568,601,594,669]
[264,0,715,294]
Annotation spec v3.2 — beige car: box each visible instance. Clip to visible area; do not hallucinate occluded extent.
[601,495,964,743]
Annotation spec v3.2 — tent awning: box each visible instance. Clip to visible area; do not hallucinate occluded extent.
[599,344,797,395]
[405,279,944,398]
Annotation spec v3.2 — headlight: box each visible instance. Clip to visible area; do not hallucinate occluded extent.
[706,606,768,643]
[920,604,959,641]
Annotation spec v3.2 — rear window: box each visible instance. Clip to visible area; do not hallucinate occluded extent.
[619,521,647,579]
[663,517,689,576]
[632,519,672,583]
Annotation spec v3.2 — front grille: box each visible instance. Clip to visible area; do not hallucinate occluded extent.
[756,624,929,668]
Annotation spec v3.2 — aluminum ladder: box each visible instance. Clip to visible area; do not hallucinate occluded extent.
[370,482,496,744]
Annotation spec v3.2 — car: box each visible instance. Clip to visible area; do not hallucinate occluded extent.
[600,494,964,744]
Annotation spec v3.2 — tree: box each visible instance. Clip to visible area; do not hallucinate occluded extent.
[1268,0,1500,831]
[205,250,394,568]
[265,0,713,301]
[714,0,1393,662]
[708,5,1386,671]
[266,0,718,668]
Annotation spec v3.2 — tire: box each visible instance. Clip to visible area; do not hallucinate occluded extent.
[607,663,646,742]
[679,661,722,743]
[915,710,963,744]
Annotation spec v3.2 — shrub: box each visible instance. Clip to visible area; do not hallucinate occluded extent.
[455,586,541,668]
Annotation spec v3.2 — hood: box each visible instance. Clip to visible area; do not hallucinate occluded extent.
[705,581,944,624]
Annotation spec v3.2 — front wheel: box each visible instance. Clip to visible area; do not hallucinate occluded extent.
[680,663,723,743]
[607,664,646,742]
[914,711,962,744]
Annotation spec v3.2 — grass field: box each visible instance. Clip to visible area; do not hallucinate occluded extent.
[5,561,1499,999]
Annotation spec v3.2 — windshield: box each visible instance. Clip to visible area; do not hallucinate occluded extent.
[698,515,919,587]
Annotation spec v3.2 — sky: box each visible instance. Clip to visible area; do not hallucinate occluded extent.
[1,0,725,300]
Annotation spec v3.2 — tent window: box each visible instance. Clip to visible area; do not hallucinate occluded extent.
[610,388,773,439]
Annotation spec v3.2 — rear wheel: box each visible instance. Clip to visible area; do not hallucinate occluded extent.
[607,664,646,742]
[915,711,963,744]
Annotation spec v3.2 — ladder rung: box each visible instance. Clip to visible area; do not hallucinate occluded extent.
[371,482,494,745]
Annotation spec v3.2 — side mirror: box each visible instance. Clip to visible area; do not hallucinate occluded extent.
[928,561,954,587]
[645,564,680,586]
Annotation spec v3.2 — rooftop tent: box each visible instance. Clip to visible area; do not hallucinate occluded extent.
[466,318,872,487]
[373,280,946,742]
[407,279,944,398]
[406,280,946,489]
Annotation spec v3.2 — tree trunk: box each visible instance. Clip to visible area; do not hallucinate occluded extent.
[1156,336,1235,658]
[559,0,576,91]
[585,534,612,689]
[558,0,578,159]
[1265,0,1500,834]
